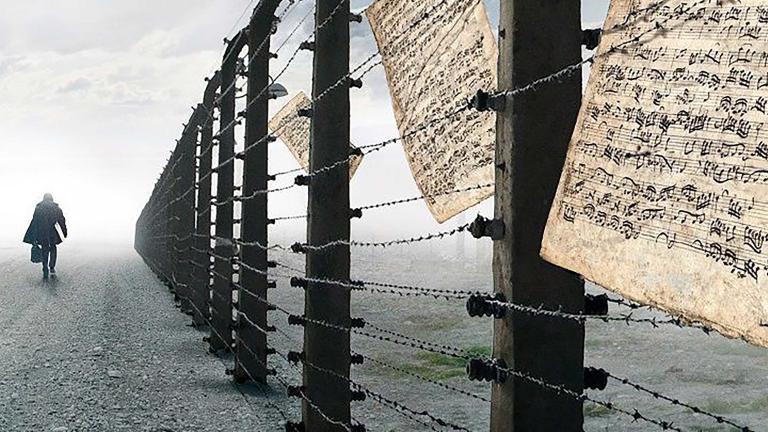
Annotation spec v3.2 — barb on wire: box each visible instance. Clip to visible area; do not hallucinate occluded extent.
[271,166,305,177]
[210,250,235,264]
[237,282,283,311]
[151,0,307,195]
[485,298,715,331]
[239,183,298,200]
[495,361,683,431]
[274,261,305,274]
[360,352,490,403]
[308,0,458,112]
[298,354,471,432]
[309,52,381,108]
[230,277,379,432]
[179,287,292,425]
[362,322,470,358]
[353,280,471,300]
[298,387,356,432]
[232,237,290,251]
[490,0,709,100]
[149,259,288,428]
[240,0,350,117]
[271,182,494,221]
[150,233,193,243]
[274,5,313,53]
[168,277,295,426]
[605,295,648,310]
[147,0,573,224]
[215,0,308,108]
[231,0,462,180]
[273,214,309,222]
[350,319,683,432]
[270,344,368,432]
[209,267,234,286]
[296,102,473,186]
[292,223,471,252]
[225,0,257,42]
[238,272,688,432]
[606,371,756,432]
[251,0,479,186]
[158,64,475,219]
[237,259,292,281]
[290,273,475,300]
[356,183,494,212]
[210,0,352,176]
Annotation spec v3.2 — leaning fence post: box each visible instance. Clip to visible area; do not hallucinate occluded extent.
[234,1,281,384]
[209,31,248,353]
[191,73,221,327]
[150,163,172,281]
[489,1,585,430]
[161,166,172,284]
[165,158,176,287]
[170,147,184,296]
[302,0,352,429]
[176,111,200,314]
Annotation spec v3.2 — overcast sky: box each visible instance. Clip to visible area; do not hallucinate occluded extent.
[0,0,610,246]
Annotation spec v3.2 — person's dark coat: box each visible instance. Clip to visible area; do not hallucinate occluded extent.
[23,200,67,247]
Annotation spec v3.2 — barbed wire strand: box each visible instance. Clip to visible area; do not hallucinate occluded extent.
[352,321,683,432]
[293,223,471,251]
[151,260,293,425]
[147,0,693,221]
[605,371,755,432]
[177,258,717,432]
[145,0,312,213]
[272,182,494,221]
[298,355,471,431]
[359,352,490,403]
[163,261,354,432]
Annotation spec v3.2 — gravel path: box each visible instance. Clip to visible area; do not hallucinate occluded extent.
[0,246,292,432]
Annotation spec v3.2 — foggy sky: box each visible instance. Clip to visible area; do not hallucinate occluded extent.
[0,0,610,246]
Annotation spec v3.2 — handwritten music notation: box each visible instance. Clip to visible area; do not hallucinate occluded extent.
[543,0,768,346]
[366,0,496,223]
[268,92,362,178]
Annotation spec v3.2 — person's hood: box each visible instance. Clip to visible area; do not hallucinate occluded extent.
[37,200,59,208]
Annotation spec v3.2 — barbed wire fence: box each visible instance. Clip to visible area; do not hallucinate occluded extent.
[133,0,760,431]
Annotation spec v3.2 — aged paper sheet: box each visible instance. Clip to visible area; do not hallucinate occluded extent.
[542,0,768,346]
[366,0,496,223]
[269,92,363,178]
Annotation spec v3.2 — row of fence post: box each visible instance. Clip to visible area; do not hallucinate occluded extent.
[135,0,586,430]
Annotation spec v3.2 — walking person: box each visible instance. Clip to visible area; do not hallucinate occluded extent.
[23,193,68,279]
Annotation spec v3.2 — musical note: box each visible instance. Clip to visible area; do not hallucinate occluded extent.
[542,0,768,346]
[366,0,497,223]
[269,92,363,178]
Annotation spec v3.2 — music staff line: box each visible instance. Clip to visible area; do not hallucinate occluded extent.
[565,163,768,222]
[565,170,768,252]
[576,136,768,189]
[559,193,764,281]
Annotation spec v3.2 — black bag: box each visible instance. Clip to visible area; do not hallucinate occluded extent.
[31,245,42,263]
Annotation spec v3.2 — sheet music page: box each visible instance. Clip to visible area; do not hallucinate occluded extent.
[542,0,768,346]
[366,0,496,223]
[269,92,363,178]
